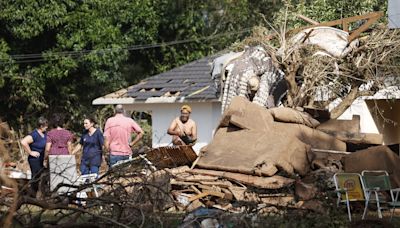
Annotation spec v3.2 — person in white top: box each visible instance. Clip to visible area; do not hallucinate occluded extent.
[167,105,197,146]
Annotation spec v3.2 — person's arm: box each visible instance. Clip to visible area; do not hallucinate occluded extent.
[44,142,51,167]
[20,135,39,157]
[129,120,143,147]
[98,130,105,147]
[67,141,73,155]
[67,132,74,154]
[103,120,111,152]
[167,119,181,136]
[71,143,81,155]
[191,121,197,142]
[129,130,143,147]
[104,137,110,152]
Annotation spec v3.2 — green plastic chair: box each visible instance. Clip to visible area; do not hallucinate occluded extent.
[361,170,400,219]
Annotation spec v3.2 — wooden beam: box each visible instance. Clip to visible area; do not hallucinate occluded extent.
[297,14,319,25]
[272,11,384,42]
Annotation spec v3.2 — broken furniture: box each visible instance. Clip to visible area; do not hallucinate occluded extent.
[333,173,365,221]
[198,96,345,177]
[75,173,101,205]
[361,170,400,219]
[146,146,197,168]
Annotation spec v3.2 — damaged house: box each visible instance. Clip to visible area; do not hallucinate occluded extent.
[93,56,222,152]
[93,29,400,155]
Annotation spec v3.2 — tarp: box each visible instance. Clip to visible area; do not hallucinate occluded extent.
[343,146,400,188]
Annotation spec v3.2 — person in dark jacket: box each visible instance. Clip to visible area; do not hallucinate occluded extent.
[80,117,104,175]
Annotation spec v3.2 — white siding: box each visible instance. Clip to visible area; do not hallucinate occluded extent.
[123,102,221,153]
[389,0,400,29]
[336,98,379,134]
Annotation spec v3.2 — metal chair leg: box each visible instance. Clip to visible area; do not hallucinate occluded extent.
[362,191,371,220]
[375,191,382,219]
[346,192,352,221]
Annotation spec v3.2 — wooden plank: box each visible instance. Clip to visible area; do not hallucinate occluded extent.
[189,192,210,202]
[187,199,204,212]
[297,14,319,25]
[228,186,246,201]
[187,169,294,189]
[221,188,234,200]
[190,185,202,194]
[199,180,233,188]
[266,11,383,42]
[175,173,219,182]
[203,190,225,199]
[170,179,198,186]
[165,166,190,175]
[348,14,382,42]
[188,190,226,202]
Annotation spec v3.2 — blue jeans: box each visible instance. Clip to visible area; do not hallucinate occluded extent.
[109,155,130,167]
[80,163,99,176]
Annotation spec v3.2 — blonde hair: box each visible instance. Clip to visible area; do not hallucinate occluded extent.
[180,105,192,113]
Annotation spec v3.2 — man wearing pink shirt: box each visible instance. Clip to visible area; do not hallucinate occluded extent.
[104,104,143,167]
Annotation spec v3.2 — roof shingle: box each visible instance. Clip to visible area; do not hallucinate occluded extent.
[127,55,220,102]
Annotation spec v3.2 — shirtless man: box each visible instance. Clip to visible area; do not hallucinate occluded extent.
[167,105,197,146]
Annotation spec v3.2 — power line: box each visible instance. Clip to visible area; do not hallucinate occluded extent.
[0,29,251,64]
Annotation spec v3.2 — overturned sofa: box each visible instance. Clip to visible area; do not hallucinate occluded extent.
[197,96,346,179]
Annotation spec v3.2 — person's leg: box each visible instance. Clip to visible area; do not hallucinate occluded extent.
[89,166,99,176]
[109,155,130,167]
[119,155,130,163]
[28,158,43,195]
[109,154,118,167]
[80,160,89,175]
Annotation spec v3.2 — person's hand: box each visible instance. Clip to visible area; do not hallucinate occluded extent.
[104,155,110,166]
[30,151,40,158]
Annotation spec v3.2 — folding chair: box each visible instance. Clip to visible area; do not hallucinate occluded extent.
[333,173,365,221]
[361,170,400,219]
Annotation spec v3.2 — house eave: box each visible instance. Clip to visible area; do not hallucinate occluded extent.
[92,96,220,105]
[92,97,135,105]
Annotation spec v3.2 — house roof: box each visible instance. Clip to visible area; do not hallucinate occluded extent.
[93,55,220,105]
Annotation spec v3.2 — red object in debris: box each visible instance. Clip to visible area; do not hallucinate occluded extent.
[4,162,17,168]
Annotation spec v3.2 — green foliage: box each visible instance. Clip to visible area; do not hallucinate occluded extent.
[275,0,388,29]
[0,0,159,129]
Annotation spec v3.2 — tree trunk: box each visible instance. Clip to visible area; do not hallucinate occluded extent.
[330,87,358,119]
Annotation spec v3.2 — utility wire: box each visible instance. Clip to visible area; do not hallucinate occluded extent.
[0,29,251,64]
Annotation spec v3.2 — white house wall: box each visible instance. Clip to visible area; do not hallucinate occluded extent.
[123,102,221,153]
[336,98,379,134]
[337,98,400,145]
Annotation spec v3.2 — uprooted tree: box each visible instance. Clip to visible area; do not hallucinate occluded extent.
[224,15,400,119]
